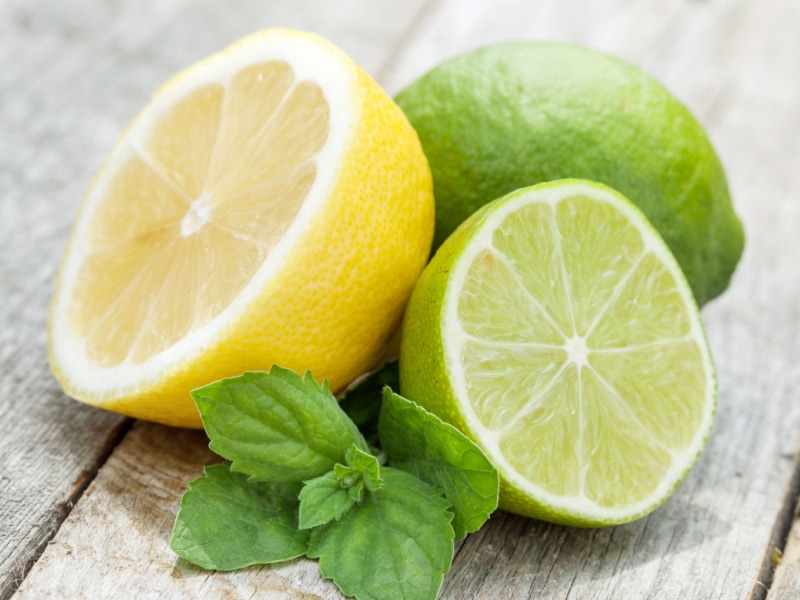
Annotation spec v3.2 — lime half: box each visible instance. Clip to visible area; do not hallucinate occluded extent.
[399,179,716,526]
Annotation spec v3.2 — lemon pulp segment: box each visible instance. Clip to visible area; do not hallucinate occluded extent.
[68,61,329,367]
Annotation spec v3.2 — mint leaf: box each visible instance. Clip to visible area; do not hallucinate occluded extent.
[308,467,454,600]
[339,361,399,444]
[379,388,499,540]
[300,444,385,529]
[170,463,308,570]
[347,479,366,502]
[191,366,368,482]
[335,444,383,493]
[298,471,357,530]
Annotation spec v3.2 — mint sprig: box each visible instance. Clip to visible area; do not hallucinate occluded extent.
[335,445,384,496]
[298,444,383,529]
[171,365,498,600]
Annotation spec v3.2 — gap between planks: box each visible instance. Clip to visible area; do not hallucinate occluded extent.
[2,419,133,600]
[760,447,800,600]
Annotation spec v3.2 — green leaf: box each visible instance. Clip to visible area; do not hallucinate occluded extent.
[339,361,399,444]
[308,468,454,600]
[191,366,368,482]
[302,445,383,528]
[379,388,499,540]
[298,471,357,530]
[170,463,308,570]
[347,479,366,502]
[337,444,383,493]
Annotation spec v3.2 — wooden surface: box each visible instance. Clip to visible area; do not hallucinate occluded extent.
[1,0,798,598]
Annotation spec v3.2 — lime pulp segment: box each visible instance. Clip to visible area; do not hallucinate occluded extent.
[443,182,715,522]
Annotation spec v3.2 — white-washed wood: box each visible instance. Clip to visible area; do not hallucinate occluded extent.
[0,0,428,597]
[379,0,690,95]
[769,499,800,600]
[12,422,346,599]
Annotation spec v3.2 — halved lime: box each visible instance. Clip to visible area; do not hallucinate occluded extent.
[399,179,716,526]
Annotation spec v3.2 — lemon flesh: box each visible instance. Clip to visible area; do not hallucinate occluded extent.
[71,63,328,366]
[400,180,715,526]
[49,29,434,428]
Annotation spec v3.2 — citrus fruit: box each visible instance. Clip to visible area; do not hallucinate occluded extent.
[394,41,744,306]
[399,179,716,526]
[48,29,434,428]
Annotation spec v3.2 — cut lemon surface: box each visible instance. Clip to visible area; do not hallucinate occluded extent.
[399,179,715,526]
[48,29,434,428]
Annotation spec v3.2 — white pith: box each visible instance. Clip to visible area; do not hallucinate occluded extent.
[49,31,359,398]
[180,193,214,237]
[441,182,716,521]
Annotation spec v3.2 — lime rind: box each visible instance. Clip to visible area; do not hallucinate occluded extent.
[409,179,716,526]
[394,41,745,306]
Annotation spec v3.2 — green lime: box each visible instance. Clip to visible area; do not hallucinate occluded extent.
[395,41,744,306]
[399,179,716,526]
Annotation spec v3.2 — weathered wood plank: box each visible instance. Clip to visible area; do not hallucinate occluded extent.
[13,422,345,599]
[0,0,140,594]
[769,494,800,600]
[0,0,428,597]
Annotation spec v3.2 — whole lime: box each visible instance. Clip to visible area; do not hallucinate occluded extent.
[395,41,744,306]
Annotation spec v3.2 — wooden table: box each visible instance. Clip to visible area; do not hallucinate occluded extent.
[2,0,799,598]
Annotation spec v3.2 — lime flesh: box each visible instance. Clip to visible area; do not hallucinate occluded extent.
[399,180,716,526]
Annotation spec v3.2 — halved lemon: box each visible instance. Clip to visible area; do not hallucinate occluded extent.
[48,29,434,428]
[399,179,715,526]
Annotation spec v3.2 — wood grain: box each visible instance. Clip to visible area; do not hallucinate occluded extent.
[2,0,799,598]
[0,0,135,586]
[12,422,345,599]
[769,496,800,600]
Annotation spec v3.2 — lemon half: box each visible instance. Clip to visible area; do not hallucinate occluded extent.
[49,29,434,428]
